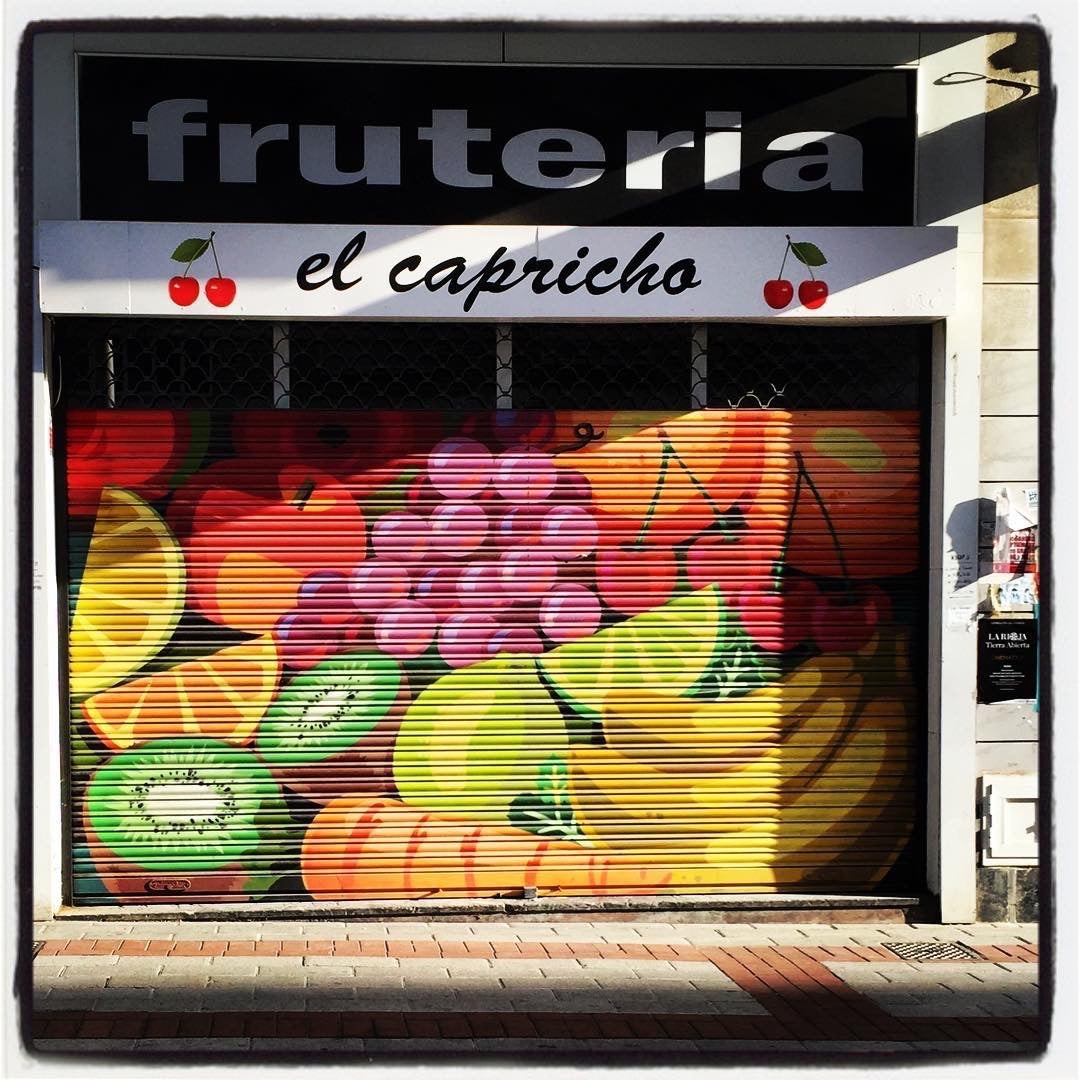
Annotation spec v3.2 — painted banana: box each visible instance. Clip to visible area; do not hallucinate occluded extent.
[599,653,860,764]
[567,630,916,887]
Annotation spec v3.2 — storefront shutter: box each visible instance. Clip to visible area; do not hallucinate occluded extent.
[59,320,925,903]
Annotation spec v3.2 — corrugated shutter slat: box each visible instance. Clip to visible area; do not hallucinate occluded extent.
[66,406,921,903]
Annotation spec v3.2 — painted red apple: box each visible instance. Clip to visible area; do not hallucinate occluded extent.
[811,584,892,653]
[231,411,427,488]
[177,462,367,632]
[737,576,817,653]
[596,541,678,615]
[168,276,199,306]
[66,409,195,516]
[205,276,237,307]
[799,280,828,309]
[763,279,794,309]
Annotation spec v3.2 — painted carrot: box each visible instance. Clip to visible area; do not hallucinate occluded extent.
[300,796,671,898]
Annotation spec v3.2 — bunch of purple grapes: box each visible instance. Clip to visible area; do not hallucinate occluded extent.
[276,435,603,670]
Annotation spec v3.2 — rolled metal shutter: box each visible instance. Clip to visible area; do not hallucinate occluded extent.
[65,402,921,903]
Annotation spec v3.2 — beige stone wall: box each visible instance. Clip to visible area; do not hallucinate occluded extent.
[976,30,1041,783]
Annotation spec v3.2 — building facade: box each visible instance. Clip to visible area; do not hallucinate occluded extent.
[22,23,1047,922]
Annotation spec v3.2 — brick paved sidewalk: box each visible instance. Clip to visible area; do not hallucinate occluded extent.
[27,919,1043,1057]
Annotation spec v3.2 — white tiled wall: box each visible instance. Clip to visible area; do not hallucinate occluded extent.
[976,31,1041,837]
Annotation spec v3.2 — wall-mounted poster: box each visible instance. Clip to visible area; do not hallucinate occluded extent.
[977,618,1039,704]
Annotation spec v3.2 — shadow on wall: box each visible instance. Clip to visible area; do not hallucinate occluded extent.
[923,29,1042,221]
[918,91,1040,222]
[943,499,987,595]
[989,34,1042,75]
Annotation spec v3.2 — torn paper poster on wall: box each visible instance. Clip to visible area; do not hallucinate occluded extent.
[990,575,1038,612]
[992,486,1038,577]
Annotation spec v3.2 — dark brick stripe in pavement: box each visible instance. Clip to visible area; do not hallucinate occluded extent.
[34,938,1040,962]
[744,947,891,1040]
[782,946,920,1035]
[30,1010,1042,1043]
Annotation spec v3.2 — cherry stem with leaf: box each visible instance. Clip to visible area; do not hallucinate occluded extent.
[635,429,735,546]
[179,251,199,279]
[634,441,675,545]
[794,451,851,585]
[208,231,223,277]
[777,236,792,279]
[784,234,818,281]
[770,450,853,596]
[630,418,852,601]
[771,466,802,592]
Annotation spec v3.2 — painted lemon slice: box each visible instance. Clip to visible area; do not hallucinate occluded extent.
[538,584,724,720]
[69,486,185,698]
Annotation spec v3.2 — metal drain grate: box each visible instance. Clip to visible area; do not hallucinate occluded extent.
[883,941,982,961]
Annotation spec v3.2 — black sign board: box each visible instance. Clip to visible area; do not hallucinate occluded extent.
[977,618,1039,704]
[78,57,915,227]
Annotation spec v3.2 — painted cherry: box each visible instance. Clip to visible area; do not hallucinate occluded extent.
[811,584,891,653]
[204,232,237,307]
[763,279,794,309]
[205,276,237,307]
[685,528,771,595]
[595,542,678,616]
[168,276,199,306]
[737,576,817,654]
[799,280,829,309]
[764,235,798,310]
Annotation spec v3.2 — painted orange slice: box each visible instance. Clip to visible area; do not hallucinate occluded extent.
[81,636,281,750]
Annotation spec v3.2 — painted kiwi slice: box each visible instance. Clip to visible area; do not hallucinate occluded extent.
[84,737,288,898]
[255,650,406,803]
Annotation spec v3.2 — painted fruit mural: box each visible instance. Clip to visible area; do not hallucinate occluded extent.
[66,407,921,901]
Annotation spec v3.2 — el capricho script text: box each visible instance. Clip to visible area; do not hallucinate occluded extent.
[296,231,701,312]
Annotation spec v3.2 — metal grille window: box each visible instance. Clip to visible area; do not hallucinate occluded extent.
[706,324,929,410]
[284,322,497,410]
[52,318,274,409]
[51,318,930,411]
[510,323,692,410]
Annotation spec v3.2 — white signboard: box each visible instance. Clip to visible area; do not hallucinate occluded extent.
[38,221,956,320]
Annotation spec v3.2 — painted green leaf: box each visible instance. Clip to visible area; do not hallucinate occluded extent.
[361,469,420,521]
[171,237,210,263]
[507,793,584,841]
[507,755,585,841]
[688,640,775,701]
[789,241,827,268]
